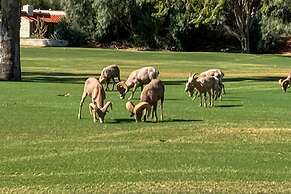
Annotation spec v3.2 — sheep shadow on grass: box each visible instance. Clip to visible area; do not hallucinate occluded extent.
[215,104,243,108]
[22,72,100,84]
[110,118,202,124]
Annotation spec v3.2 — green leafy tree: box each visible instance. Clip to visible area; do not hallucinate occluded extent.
[258,0,291,52]
[63,0,137,42]
[154,0,264,53]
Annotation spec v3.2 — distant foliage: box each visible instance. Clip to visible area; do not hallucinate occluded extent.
[53,19,86,46]
[257,0,291,52]
[59,0,290,52]
[62,0,136,43]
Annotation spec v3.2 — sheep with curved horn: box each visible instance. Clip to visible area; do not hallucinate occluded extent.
[116,66,159,100]
[185,73,218,107]
[278,71,291,92]
[89,101,112,123]
[140,79,165,121]
[126,101,151,122]
[78,77,112,123]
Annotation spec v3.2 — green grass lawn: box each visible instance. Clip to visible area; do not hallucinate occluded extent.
[1,47,291,193]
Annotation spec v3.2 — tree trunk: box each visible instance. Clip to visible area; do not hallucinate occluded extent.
[0,0,21,81]
[241,33,250,53]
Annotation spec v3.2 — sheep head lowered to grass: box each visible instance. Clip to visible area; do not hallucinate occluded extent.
[116,66,159,100]
[279,79,290,92]
[126,101,151,122]
[78,77,112,123]
[279,72,291,92]
[89,101,112,123]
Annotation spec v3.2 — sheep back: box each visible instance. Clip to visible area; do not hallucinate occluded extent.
[140,79,164,106]
[84,77,105,108]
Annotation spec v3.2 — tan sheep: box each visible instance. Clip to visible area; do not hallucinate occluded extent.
[125,101,151,122]
[99,64,121,91]
[141,79,165,121]
[185,73,218,107]
[116,66,159,100]
[78,77,112,123]
[89,101,112,123]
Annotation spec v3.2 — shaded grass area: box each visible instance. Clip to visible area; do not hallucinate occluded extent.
[21,70,283,86]
[1,48,291,193]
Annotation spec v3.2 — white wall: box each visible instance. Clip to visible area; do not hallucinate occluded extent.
[20,17,31,38]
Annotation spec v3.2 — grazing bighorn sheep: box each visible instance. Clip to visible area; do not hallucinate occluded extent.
[116,66,159,100]
[125,101,151,122]
[200,69,225,98]
[89,101,112,123]
[185,73,218,107]
[78,77,112,123]
[279,72,291,92]
[99,64,121,91]
[140,79,165,121]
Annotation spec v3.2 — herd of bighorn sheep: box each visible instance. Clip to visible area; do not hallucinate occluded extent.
[78,65,163,123]
[78,64,290,123]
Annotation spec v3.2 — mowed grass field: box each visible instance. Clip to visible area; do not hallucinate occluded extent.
[1,47,291,193]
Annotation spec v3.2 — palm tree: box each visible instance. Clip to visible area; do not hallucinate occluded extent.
[0,0,21,80]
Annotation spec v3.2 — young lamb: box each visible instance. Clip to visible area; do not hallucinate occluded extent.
[139,79,165,121]
[99,64,121,91]
[116,66,159,100]
[279,72,291,92]
[78,77,112,123]
[125,101,151,122]
[185,73,218,107]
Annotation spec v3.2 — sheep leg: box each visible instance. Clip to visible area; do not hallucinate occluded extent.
[78,92,87,119]
[204,93,207,107]
[105,81,109,91]
[219,87,223,100]
[199,92,203,107]
[143,111,147,122]
[208,90,213,107]
[111,77,115,91]
[222,83,226,94]
[160,98,164,121]
[211,90,215,107]
[128,83,139,100]
[88,104,97,123]
[193,90,199,101]
[153,103,158,122]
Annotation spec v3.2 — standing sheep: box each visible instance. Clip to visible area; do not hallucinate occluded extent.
[116,66,159,100]
[78,77,112,123]
[136,79,165,121]
[99,64,121,91]
[185,73,218,107]
[199,69,225,99]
